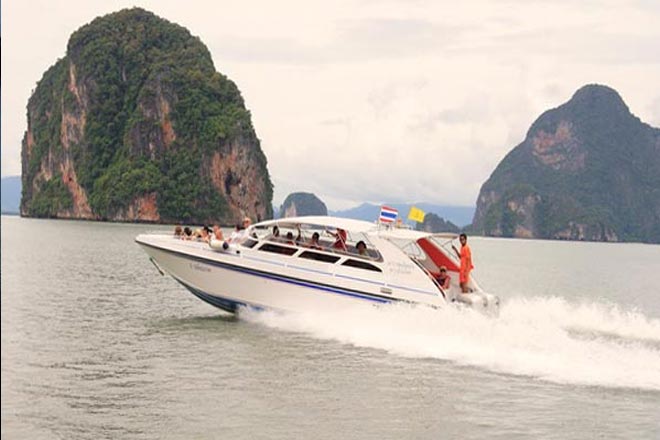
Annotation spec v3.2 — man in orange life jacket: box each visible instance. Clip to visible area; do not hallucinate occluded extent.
[452,233,474,293]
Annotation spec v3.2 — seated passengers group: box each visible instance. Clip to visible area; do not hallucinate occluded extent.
[174,219,370,258]
[270,225,369,257]
[173,217,252,244]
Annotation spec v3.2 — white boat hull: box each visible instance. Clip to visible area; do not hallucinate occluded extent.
[139,240,396,314]
[136,217,500,316]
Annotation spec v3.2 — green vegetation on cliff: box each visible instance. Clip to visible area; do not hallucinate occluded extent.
[21,8,272,223]
[28,172,74,218]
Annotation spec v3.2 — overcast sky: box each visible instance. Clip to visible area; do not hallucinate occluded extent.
[2,0,659,209]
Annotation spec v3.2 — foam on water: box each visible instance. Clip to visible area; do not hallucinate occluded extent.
[241,296,660,391]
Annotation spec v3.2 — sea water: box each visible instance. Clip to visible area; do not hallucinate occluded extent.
[2,216,659,439]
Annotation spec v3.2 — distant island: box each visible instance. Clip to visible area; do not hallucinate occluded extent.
[416,213,460,234]
[276,194,462,233]
[472,84,660,244]
[279,192,328,218]
[20,8,272,225]
[330,203,474,228]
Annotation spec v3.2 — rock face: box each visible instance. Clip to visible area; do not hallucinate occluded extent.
[20,8,272,224]
[416,213,460,234]
[472,84,660,243]
[279,192,328,218]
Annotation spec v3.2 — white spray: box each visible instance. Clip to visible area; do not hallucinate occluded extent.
[242,296,660,391]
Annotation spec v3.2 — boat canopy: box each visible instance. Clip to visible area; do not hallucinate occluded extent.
[255,216,378,233]
[377,228,458,241]
[256,216,460,240]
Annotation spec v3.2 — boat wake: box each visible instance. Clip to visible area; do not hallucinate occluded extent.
[241,296,660,391]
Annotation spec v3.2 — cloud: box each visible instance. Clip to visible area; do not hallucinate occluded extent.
[367,78,429,118]
[481,27,660,66]
[211,37,324,65]
[332,18,464,61]
[211,18,470,66]
[407,96,494,133]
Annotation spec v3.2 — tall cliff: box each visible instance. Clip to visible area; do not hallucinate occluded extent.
[21,8,272,224]
[279,192,328,218]
[472,84,660,243]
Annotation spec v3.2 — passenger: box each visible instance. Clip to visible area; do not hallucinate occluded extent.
[356,240,368,256]
[452,233,474,293]
[435,265,451,290]
[285,231,295,245]
[241,217,258,239]
[329,228,347,251]
[228,217,253,243]
[212,224,224,241]
[228,224,242,243]
[308,232,323,250]
[174,225,183,238]
[272,225,280,240]
[183,226,193,240]
[209,224,230,251]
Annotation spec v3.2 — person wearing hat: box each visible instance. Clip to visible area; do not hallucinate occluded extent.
[435,266,451,290]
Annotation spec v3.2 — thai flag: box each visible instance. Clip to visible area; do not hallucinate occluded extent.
[379,206,398,223]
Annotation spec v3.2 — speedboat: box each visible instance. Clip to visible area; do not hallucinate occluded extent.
[135,216,499,315]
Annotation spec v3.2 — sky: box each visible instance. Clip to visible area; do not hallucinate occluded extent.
[2,0,659,210]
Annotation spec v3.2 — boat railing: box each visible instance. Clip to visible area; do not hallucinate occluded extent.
[145,229,175,235]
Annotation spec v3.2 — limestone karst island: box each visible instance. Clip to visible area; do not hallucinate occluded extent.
[21,8,272,225]
[471,85,660,244]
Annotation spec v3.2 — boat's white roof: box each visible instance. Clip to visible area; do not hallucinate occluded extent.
[255,216,378,233]
[378,228,458,241]
[255,216,459,241]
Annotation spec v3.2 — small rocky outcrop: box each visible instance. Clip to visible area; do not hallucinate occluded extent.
[416,213,460,234]
[472,84,660,243]
[20,8,273,224]
[279,192,328,218]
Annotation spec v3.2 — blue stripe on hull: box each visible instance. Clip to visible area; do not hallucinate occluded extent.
[174,275,389,315]
[175,279,244,314]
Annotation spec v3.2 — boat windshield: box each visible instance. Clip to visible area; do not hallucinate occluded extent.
[385,237,426,259]
[384,234,460,273]
[427,236,460,265]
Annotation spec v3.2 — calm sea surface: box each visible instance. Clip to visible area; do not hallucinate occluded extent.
[2,216,660,439]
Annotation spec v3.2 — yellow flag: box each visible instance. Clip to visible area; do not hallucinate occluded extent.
[408,206,426,223]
